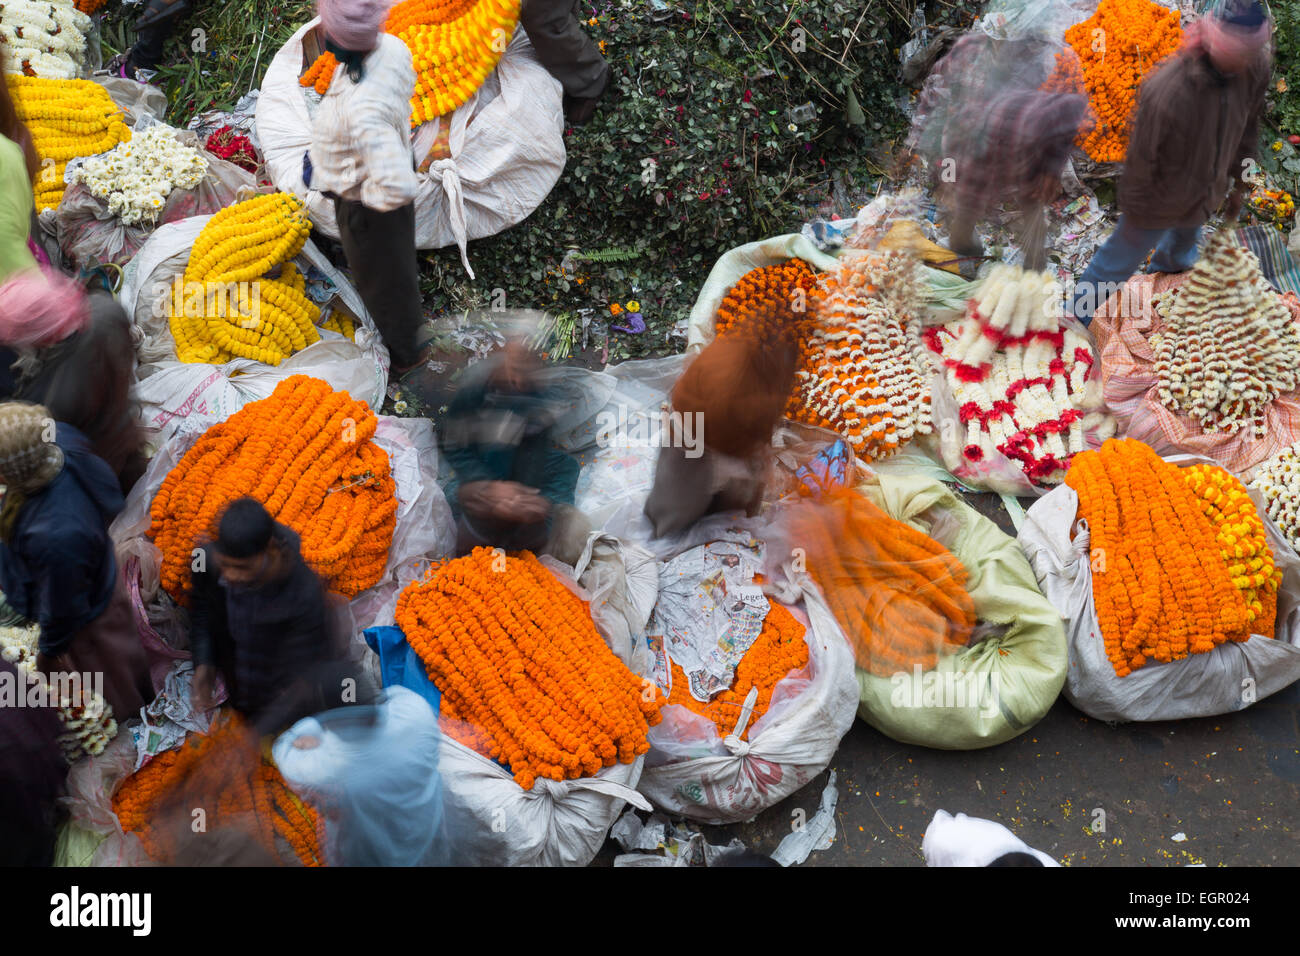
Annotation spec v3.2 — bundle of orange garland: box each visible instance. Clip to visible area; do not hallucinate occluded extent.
[300,0,521,126]
[664,602,808,740]
[112,712,323,866]
[787,489,976,677]
[1042,0,1183,163]
[396,547,665,790]
[713,258,822,355]
[148,375,396,602]
[1065,439,1281,677]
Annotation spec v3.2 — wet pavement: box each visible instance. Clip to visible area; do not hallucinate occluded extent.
[597,492,1300,867]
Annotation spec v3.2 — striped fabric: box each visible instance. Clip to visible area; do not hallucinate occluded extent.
[1236,224,1300,296]
[1092,272,1300,476]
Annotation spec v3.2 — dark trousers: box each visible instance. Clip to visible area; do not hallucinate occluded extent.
[131,21,172,69]
[332,197,423,369]
[521,0,609,99]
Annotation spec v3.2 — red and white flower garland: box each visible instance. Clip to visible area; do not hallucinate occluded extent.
[925,265,1114,484]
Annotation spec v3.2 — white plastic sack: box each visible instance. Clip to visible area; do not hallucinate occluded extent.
[119,214,388,449]
[108,410,456,654]
[257,19,565,275]
[1017,457,1300,722]
[435,534,660,866]
[273,686,447,866]
[636,573,858,824]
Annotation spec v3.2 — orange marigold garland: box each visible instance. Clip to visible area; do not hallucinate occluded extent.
[1043,0,1182,163]
[713,258,821,352]
[395,547,665,790]
[298,50,339,95]
[112,712,323,866]
[664,602,808,739]
[787,489,976,677]
[1065,439,1271,678]
[148,375,397,603]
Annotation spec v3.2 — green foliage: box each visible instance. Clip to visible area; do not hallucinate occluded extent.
[418,0,916,361]
[1271,0,1300,139]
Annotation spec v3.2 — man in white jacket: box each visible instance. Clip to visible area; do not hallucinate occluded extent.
[305,0,426,376]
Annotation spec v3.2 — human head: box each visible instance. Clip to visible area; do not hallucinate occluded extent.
[0,403,61,494]
[215,497,280,586]
[0,272,90,349]
[490,338,543,394]
[317,0,391,52]
[1205,0,1269,75]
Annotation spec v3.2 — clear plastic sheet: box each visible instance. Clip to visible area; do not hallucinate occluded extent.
[273,686,448,866]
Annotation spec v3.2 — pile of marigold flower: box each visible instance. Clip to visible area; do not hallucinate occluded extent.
[713,258,821,350]
[148,375,396,602]
[1043,0,1182,163]
[1066,439,1281,678]
[664,602,808,739]
[395,547,664,790]
[112,712,323,866]
[6,75,131,210]
[300,0,520,126]
[791,252,934,461]
[787,489,976,677]
[167,192,321,365]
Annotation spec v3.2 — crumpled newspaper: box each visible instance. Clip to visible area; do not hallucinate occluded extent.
[611,810,748,867]
[131,659,219,770]
[646,530,768,702]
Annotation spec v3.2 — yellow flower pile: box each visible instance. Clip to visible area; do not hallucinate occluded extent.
[1183,464,1282,629]
[6,75,131,211]
[320,310,356,340]
[168,193,322,366]
[387,0,521,125]
[303,0,520,127]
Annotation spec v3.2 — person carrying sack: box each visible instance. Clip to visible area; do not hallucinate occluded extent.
[304,0,429,381]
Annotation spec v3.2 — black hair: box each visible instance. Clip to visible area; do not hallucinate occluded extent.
[216,497,275,558]
[987,851,1045,867]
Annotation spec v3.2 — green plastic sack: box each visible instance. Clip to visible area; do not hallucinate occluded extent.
[853,471,1066,749]
[54,823,108,867]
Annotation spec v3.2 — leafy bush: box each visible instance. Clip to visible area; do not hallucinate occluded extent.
[419,0,918,361]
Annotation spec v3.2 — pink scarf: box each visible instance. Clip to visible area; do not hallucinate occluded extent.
[1180,16,1270,70]
[0,270,90,348]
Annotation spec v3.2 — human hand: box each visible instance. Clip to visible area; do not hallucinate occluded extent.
[191,664,217,711]
[1225,186,1245,224]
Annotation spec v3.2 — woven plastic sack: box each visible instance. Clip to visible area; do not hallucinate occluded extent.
[430,534,659,866]
[118,214,388,450]
[635,562,857,825]
[56,121,255,270]
[1092,272,1300,475]
[108,410,456,658]
[851,471,1067,748]
[1017,455,1300,722]
[256,19,564,276]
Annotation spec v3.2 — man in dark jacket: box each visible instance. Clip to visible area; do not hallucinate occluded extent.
[1072,0,1272,323]
[440,339,583,555]
[190,497,364,736]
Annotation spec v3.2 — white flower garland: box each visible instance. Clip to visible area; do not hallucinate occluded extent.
[0,621,118,760]
[931,266,1114,485]
[69,125,209,226]
[1249,441,1300,556]
[0,0,92,79]
[1153,230,1300,438]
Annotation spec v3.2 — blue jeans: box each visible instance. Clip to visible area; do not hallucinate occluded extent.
[1072,216,1202,324]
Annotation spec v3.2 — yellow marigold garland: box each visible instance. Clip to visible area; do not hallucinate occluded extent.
[300,0,521,126]
[148,375,397,603]
[167,193,321,365]
[396,547,665,791]
[6,75,131,211]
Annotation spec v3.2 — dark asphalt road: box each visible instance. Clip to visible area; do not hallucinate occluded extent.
[598,491,1300,867]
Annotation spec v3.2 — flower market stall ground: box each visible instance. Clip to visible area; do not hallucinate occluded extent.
[597,493,1300,867]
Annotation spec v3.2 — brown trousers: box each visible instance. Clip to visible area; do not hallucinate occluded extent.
[521,0,609,99]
